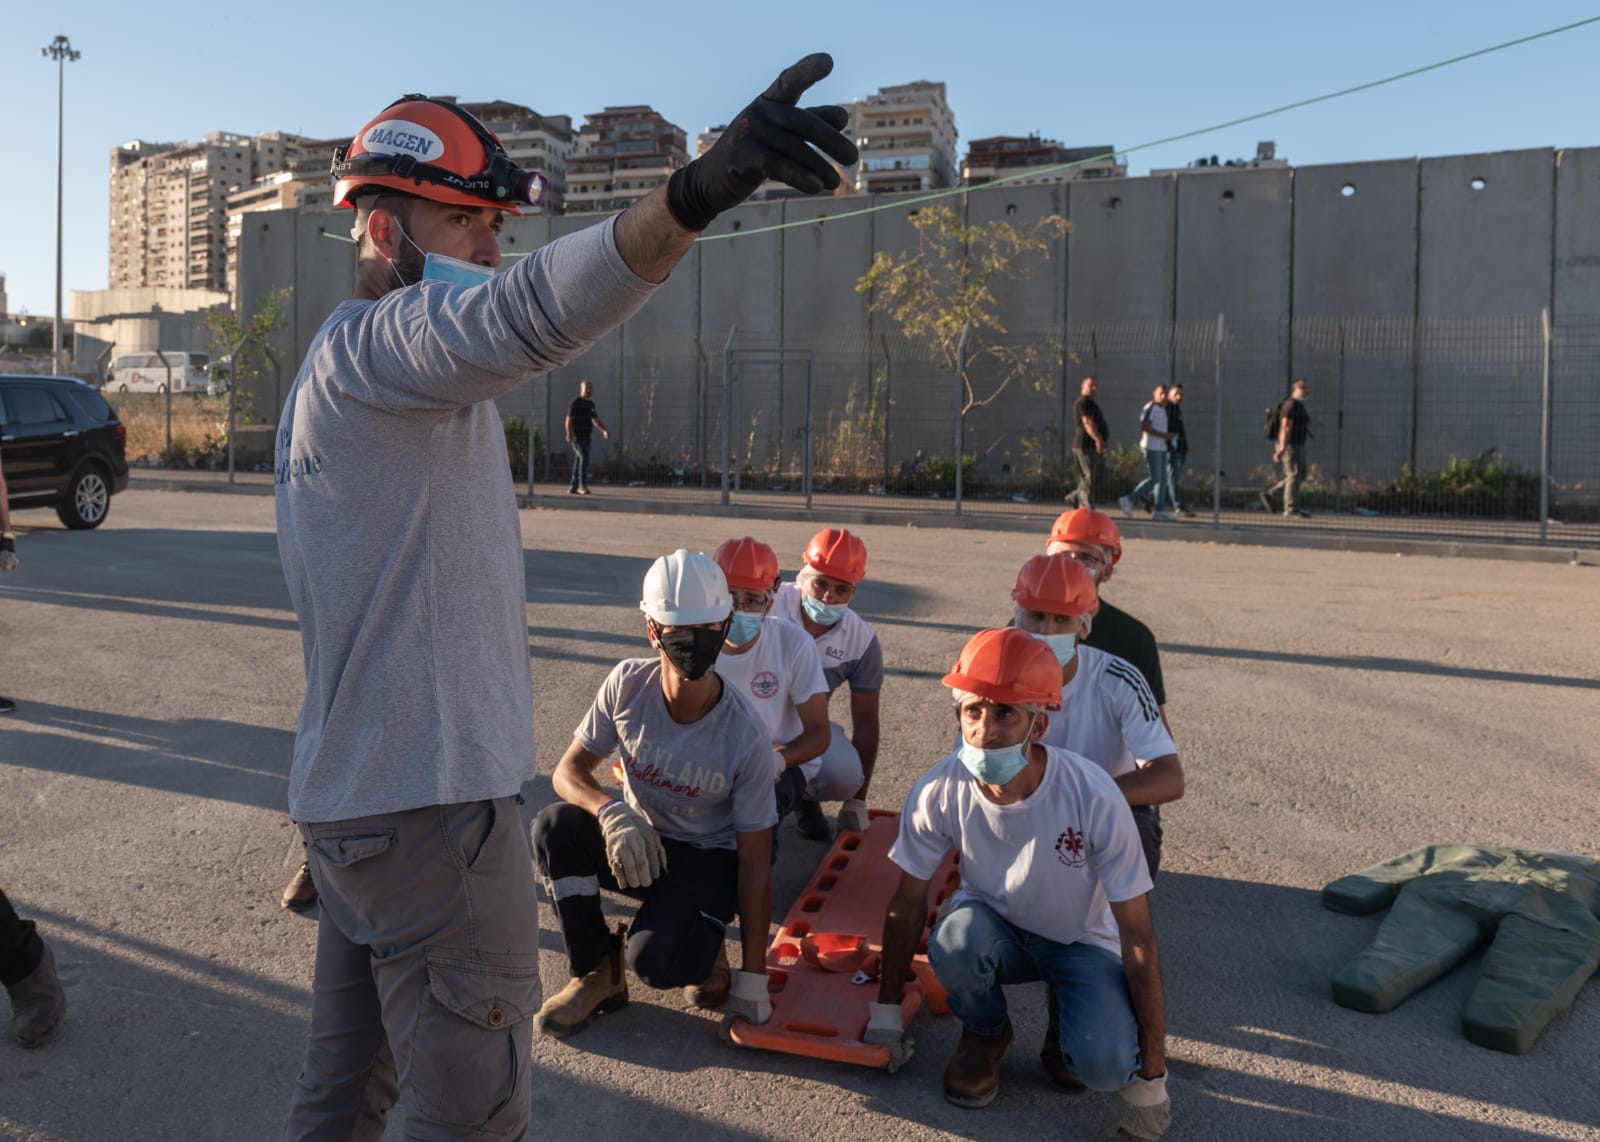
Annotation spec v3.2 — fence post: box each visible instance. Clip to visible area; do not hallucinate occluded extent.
[543,376,553,485]
[954,322,970,516]
[226,334,248,485]
[721,325,736,507]
[880,335,891,496]
[1210,314,1224,526]
[1335,323,1346,516]
[804,357,814,511]
[527,384,536,501]
[1540,308,1551,543]
[155,348,175,461]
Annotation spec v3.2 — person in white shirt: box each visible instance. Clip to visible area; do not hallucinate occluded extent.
[770,528,882,839]
[531,550,778,1038]
[867,629,1170,1137]
[1011,553,1183,877]
[712,537,832,827]
[1120,384,1176,521]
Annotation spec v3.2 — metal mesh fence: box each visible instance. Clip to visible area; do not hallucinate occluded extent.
[492,311,1599,548]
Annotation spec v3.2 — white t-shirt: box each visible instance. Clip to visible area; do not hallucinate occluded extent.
[1040,645,1174,779]
[576,658,778,851]
[1140,402,1169,453]
[772,582,885,695]
[715,618,829,780]
[890,745,1152,956]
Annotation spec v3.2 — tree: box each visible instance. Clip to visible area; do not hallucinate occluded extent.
[855,205,1069,417]
[202,288,292,421]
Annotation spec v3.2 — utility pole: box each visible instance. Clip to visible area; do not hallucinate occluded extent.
[42,34,81,376]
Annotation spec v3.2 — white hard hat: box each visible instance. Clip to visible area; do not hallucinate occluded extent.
[640,549,733,626]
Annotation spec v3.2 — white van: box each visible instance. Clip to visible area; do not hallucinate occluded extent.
[107,351,211,393]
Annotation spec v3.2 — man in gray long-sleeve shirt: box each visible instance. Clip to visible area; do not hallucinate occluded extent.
[277,60,858,1141]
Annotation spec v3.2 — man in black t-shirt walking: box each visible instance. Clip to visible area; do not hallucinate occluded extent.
[565,380,611,495]
[1066,375,1108,508]
[1261,377,1312,519]
[1162,384,1194,519]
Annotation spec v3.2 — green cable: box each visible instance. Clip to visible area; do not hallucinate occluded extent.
[695,14,1600,242]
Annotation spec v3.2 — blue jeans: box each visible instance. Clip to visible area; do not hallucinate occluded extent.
[568,437,593,491]
[929,899,1142,1092]
[1164,450,1188,511]
[1128,450,1169,512]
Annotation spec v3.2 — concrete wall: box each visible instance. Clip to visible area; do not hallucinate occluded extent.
[231,144,1600,497]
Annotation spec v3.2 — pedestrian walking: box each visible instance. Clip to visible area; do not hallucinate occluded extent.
[1161,384,1194,518]
[1261,377,1313,519]
[1066,375,1108,508]
[1120,386,1175,521]
[565,379,610,494]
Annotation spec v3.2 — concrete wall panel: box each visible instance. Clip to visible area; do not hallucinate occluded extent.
[1067,175,1176,326]
[1554,146,1600,317]
[1416,149,1553,472]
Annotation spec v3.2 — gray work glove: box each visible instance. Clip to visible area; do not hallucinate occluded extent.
[0,534,16,573]
[864,1000,914,1069]
[772,748,789,785]
[1105,1073,1170,1140]
[598,801,667,889]
[837,798,870,833]
[728,970,773,1025]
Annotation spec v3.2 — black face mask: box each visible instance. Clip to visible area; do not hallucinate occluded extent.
[655,625,727,681]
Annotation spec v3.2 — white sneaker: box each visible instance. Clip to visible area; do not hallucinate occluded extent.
[1118,496,1134,519]
[1153,511,1177,522]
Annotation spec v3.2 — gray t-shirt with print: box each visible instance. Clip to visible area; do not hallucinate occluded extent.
[577,658,779,851]
[277,217,657,823]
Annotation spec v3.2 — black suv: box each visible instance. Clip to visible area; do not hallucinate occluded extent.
[1,374,130,529]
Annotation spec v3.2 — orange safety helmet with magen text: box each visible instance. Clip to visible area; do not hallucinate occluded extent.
[1046,508,1123,565]
[802,527,868,584]
[1012,554,1099,617]
[713,537,781,593]
[942,628,1064,711]
[332,95,546,213]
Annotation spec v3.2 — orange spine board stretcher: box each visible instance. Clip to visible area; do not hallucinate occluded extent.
[725,809,960,1068]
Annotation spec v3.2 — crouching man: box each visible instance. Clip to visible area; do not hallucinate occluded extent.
[868,628,1171,1138]
[531,550,777,1036]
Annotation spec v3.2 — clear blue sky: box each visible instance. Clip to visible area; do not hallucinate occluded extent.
[5,1,1598,317]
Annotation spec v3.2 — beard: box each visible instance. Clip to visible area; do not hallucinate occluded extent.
[389,246,425,289]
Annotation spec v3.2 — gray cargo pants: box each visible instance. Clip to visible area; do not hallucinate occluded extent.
[286,796,540,1142]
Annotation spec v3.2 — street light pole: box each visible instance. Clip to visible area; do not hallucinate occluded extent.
[42,34,81,377]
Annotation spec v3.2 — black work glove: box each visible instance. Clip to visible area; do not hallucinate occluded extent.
[0,534,16,573]
[666,52,860,232]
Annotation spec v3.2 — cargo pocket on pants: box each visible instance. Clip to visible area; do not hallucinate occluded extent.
[411,953,540,1131]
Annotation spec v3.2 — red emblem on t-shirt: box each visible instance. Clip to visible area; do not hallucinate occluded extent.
[1056,827,1087,868]
[751,671,780,699]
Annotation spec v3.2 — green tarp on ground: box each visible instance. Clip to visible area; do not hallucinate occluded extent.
[1322,844,1600,1053]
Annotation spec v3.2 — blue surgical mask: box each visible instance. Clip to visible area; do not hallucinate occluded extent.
[957,731,1033,786]
[727,611,764,645]
[802,593,849,626]
[1037,632,1078,668]
[423,251,495,287]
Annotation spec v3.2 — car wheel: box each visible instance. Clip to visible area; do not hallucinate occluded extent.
[57,465,112,530]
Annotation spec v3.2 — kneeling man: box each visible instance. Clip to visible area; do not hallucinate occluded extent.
[869,628,1171,1138]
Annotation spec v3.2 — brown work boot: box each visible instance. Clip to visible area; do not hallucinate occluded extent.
[942,1020,1013,1108]
[279,862,318,913]
[8,943,66,1048]
[534,923,628,1039]
[1041,986,1086,1092]
[684,946,731,1010]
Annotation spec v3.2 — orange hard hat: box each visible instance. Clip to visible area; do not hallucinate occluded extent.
[1012,554,1098,617]
[713,537,780,593]
[332,95,545,213]
[1047,508,1122,564]
[802,527,867,584]
[942,628,1063,711]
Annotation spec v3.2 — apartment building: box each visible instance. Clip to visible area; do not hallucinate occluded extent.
[851,81,958,195]
[460,99,575,212]
[567,106,688,215]
[962,136,1126,187]
[109,132,329,295]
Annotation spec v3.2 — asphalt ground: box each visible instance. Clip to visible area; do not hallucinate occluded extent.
[1,488,1596,1142]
